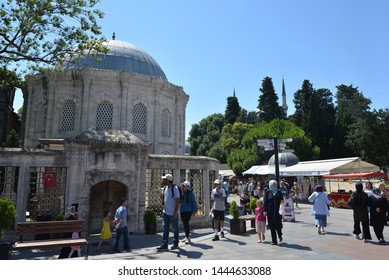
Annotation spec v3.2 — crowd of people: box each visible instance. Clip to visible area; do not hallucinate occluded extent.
[89,176,388,256]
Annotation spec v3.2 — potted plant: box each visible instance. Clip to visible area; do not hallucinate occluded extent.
[144,209,157,234]
[249,197,258,228]
[0,197,17,259]
[229,201,246,235]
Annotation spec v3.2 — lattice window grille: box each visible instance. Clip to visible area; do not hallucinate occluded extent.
[61,100,76,131]
[96,101,113,130]
[180,169,204,215]
[145,168,173,215]
[0,166,19,204]
[132,103,147,134]
[27,167,67,221]
[161,108,170,137]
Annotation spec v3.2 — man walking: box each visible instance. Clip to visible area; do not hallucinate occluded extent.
[211,179,227,241]
[113,198,130,252]
[157,174,181,250]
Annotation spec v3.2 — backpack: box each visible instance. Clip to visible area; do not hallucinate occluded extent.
[163,184,180,202]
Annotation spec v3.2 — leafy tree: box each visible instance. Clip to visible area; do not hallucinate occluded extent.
[2,128,21,147]
[0,0,106,74]
[226,119,319,175]
[188,113,225,156]
[237,109,259,125]
[216,122,253,164]
[314,88,336,158]
[333,84,371,158]
[225,95,241,124]
[258,76,285,122]
[291,80,336,159]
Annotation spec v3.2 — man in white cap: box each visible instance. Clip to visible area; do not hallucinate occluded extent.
[211,179,227,241]
[157,174,181,250]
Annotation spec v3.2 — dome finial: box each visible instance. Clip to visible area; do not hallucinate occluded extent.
[112,32,116,40]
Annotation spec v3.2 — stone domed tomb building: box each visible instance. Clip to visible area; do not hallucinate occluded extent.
[1,39,218,235]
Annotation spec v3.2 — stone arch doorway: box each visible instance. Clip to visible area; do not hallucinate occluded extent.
[89,180,126,233]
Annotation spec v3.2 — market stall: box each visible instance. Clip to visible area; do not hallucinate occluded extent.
[322,172,388,207]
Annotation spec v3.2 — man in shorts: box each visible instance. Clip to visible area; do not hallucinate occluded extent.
[211,179,227,241]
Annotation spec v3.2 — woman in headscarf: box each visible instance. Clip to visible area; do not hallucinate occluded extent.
[263,180,284,245]
[179,181,198,244]
[368,185,388,244]
[308,185,330,235]
[347,182,371,241]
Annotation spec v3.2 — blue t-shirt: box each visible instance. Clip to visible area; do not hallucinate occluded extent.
[115,205,128,228]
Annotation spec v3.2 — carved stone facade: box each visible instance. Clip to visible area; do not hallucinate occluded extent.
[0,40,219,236]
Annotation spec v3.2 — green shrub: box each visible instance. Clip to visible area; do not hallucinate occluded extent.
[0,197,16,240]
[144,209,157,223]
[54,213,65,221]
[229,201,240,219]
[249,198,258,211]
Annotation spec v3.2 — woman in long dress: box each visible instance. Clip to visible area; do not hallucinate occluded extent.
[263,180,283,245]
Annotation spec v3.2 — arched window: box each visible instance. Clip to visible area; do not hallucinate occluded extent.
[132,103,147,134]
[96,101,113,130]
[161,108,171,137]
[61,100,76,131]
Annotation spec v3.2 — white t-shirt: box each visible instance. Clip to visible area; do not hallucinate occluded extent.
[211,187,226,211]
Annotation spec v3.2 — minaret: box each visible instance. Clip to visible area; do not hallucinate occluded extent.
[282,77,288,116]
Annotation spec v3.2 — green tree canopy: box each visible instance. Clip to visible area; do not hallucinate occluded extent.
[2,128,21,147]
[0,0,106,74]
[333,84,371,158]
[291,80,336,159]
[188,113,225,156]
[258,76,285,122]
[225,95,241,124]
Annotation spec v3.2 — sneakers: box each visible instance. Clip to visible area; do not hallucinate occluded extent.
[156,245,168,251]
[318,227,322,235]
[170,244,179,250]
[220,231,225,238]
[185,237,191,244]
[354,234,360,240]
[378,239,386,244]
[212,235,220,241]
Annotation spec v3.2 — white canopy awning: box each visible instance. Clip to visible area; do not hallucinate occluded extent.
[242,165,275,175]
[279,157,379,177]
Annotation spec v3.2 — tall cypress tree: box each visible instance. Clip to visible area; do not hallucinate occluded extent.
[258,77,284,122]
[225,90,241,124]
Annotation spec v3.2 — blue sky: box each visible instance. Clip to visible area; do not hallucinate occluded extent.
[13,0,389,139]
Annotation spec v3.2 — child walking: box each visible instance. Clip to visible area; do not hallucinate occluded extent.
[255,198,266,243]
[96,210,114,252]
[68,231,81,258]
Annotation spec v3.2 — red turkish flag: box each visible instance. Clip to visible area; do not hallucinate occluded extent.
[43,172,56,189]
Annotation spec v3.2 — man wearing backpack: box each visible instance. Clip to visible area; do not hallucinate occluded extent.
[157,174,181,250]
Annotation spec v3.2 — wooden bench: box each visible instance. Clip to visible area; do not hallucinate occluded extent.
[240,214,256,228]
[13,220,88,259]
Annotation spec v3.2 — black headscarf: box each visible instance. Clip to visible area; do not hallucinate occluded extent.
[355,182,363,193]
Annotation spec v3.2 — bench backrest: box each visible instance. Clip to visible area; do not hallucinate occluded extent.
[16,220,86,241]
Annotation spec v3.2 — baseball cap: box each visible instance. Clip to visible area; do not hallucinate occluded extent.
[162,174,173,181]
[214,179,221,185]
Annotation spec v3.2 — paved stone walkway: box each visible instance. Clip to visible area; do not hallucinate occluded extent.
[10,202,389,260]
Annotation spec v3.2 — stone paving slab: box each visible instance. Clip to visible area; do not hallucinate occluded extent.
[9,203,389,260]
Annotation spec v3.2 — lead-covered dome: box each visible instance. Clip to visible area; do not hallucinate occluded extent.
[268,152,300,167]
[61,39,167,80]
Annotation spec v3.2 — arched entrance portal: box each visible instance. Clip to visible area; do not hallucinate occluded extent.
[89,180,126,233]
